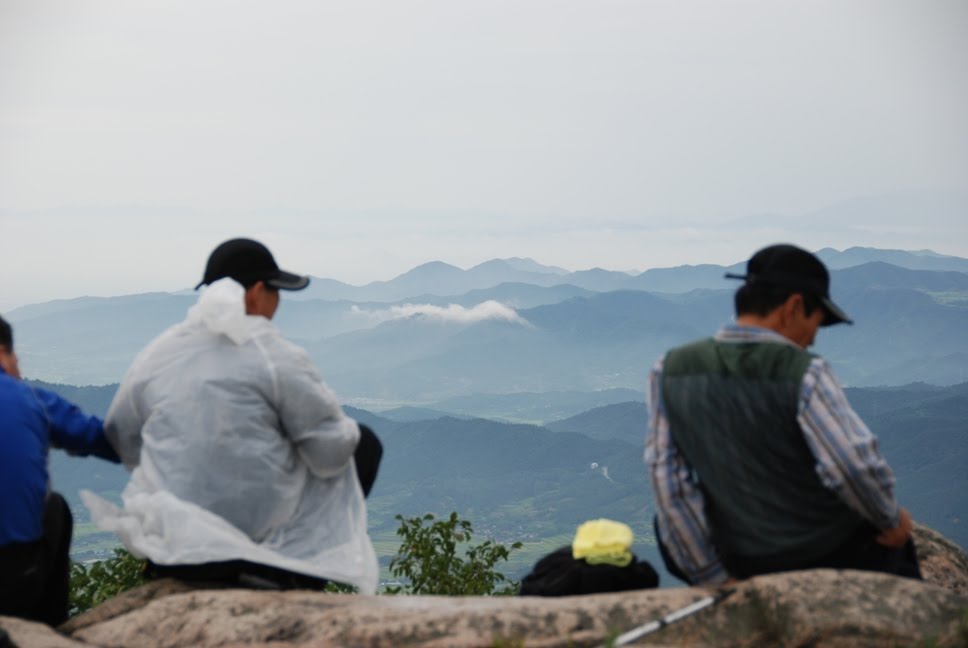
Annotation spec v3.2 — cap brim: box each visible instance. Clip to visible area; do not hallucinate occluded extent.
[820,296,852,327]
[266,270,310,291]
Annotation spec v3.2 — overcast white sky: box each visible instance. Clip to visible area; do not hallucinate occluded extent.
[1,0,967,310]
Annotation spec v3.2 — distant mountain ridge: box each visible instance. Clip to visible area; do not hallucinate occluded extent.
[833,262,968,297]
[295,258,573,302]
[546,401,648,444]
[283,247,968,303]
[7,249,968,389]
[817,247,968,273]
[9,248,967,315]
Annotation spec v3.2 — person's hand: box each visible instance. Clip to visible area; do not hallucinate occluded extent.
[876,507,912,548]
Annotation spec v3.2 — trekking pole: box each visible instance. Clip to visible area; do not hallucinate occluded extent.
[604,588,734,647]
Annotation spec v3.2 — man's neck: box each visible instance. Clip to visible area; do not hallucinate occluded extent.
[734,315,799,347]
[735,313,779,330]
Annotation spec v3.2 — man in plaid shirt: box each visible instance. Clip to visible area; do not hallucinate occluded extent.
[646,244,920,585]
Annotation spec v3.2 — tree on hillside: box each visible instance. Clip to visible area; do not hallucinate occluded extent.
[387,512,522,595]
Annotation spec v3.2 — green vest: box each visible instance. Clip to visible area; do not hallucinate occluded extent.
[661,338,863,561]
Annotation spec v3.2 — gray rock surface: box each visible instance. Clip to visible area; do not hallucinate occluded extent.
[915,523,968,596]
[0,616,90,648]
[58,570,968,648]
[3,524,966,647]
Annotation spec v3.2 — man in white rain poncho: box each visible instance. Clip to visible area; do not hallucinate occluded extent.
[85,238,382,593]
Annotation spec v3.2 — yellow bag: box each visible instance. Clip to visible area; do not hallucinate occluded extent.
[571,518,634,567]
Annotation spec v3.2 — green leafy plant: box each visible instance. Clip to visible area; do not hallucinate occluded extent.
[324,580,358,594]
[69,548,147,616]
[387,512,522,595]
[65,511,518,614]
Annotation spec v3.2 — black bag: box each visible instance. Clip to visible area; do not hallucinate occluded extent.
[519,546,659,596]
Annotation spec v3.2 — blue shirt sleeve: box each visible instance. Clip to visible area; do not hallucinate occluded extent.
[31,387,121,463]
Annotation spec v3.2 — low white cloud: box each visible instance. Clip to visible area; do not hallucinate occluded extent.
[351,300,531,327]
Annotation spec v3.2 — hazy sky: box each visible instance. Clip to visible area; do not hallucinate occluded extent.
[2,0,967,310]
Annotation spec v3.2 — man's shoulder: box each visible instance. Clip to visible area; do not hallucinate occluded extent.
[664,335,816,380]
[667,337,717,356]
[249,327,319,377]
[663,337,718,370]
[0,370,23,392]
[0,372,38,408]
[0,376,47,442]
[253,325,308,356]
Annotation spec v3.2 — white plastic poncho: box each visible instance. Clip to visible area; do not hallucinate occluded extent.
[83,279,379,593]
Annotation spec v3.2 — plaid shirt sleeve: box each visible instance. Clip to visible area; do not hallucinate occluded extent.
[797,357,900,530]
[645,357,729,585]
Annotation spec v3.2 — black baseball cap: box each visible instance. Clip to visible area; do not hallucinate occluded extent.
[725,244,852,326]
[0,315,12,351]
[195,238,310,291]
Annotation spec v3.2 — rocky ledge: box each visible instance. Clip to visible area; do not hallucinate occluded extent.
[2,525,966,648]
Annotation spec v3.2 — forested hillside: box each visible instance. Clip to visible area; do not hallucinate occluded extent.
[40,379,968,578]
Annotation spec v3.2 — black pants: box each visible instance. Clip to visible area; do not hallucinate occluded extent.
[354,423,383,498]
[150,424,384,589]
[655,516,922,585]
[0,493,73,626]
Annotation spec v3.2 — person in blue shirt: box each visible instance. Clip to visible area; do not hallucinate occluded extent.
[0,314,120,626]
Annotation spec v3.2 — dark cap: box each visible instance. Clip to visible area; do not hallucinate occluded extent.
[0,315,12,351]
[725,244,852,326]
[195,238,310,291]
